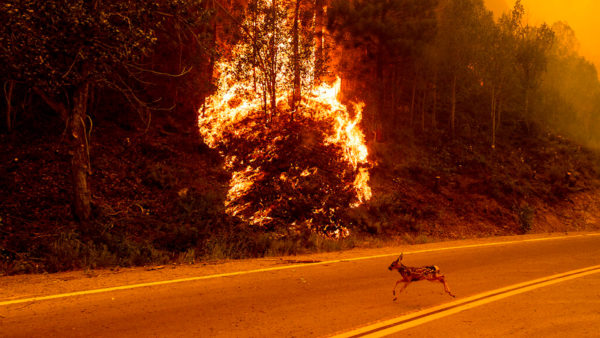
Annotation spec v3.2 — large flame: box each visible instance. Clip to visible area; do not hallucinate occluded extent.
[198,5,372,237]
[303,78,372,203]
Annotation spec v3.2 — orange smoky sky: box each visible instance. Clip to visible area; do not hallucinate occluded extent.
[484,0,600,71]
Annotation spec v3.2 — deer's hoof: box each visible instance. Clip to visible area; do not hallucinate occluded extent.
[392,297,397,302]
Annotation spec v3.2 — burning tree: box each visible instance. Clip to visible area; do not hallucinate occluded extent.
[229,0,318,121]
[199,0,371,237]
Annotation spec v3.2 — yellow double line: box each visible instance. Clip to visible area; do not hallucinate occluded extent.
[1,233,599,307]
[333,265,600,338]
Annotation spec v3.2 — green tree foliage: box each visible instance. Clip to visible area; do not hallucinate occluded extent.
[0,0,212,222]
[1,0,211,109]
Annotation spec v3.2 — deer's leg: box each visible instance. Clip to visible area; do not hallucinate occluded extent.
[392,280,402,301]
[393,280,410,301]
[436,275,455,298]
[392,279,402,296]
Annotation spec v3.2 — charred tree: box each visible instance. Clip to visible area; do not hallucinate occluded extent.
[70,81,92,221]
[3,80,15,133]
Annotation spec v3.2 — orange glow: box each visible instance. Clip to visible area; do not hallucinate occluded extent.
[484,0,509,14]
[198,10,372,236]
[486,0,600,71]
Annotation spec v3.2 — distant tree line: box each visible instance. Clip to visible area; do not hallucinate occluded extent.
[327,0,600,149]
[219,0,598,149]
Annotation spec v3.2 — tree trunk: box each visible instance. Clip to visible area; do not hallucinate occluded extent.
[376,42,385,142]
[70,83,92,222]
[291,0,301,120]
[432,75,437,130]
[410,76,416,127]
[524,88,529,117]
[421,87,426,132]
[451,74,456,137]
[524,88,530,133]
[208,0,218,86]
[4,80,15,133]
[269,82,276,121]
[263,83,268,121]
[391,65,398,128]
[497,98,502,131]
[314,0,324,85]
[252,3,258,93]
[269,0,278,119]
[491,85,496,149]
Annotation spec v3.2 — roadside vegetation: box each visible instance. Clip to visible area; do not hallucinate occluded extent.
[2,0,600,275]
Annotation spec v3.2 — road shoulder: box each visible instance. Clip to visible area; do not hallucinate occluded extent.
[1,231,598,303]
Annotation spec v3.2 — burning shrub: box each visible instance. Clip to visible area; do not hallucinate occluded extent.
[218,112,364,237]
[199,77,372,238]
[198,1,373,237]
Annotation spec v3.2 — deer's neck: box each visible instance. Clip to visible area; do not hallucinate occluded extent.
[399,265,412,277]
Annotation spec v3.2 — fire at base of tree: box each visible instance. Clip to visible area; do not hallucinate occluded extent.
[214,112,360,238]
[199,75,372,238]
[198,0,373,238]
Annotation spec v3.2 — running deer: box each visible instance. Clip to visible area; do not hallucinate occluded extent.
[388,253,455,300]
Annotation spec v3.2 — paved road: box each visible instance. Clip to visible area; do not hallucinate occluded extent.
[394,273,600,337]
[1,234,599,337]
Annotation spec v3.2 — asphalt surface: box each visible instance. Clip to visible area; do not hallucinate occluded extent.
[1,234,599,337]
[394,273,600,337]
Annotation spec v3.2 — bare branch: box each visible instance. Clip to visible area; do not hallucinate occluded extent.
[126,63,193,78]
[62,49,83,79]
[33,87,69,122]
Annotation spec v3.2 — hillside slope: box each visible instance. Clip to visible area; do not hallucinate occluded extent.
[2,108,600,275]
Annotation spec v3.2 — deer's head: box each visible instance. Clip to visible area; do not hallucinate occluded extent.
[388,253,404,271]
